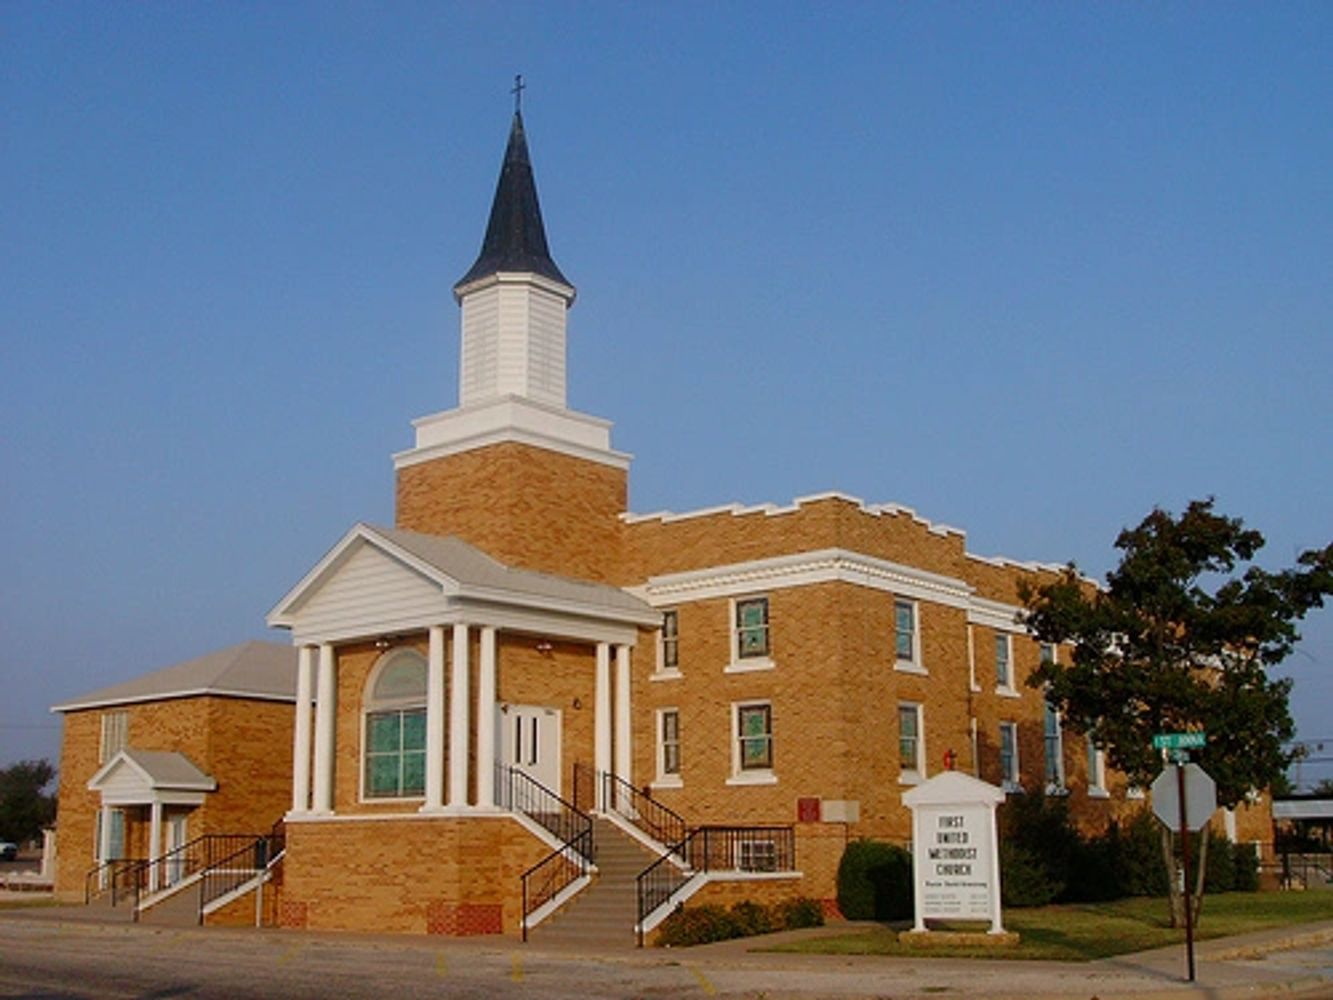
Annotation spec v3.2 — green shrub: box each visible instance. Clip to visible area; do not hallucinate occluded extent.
[655,904,740,946]
[836,839,913,920]
[999,793,1079,901]
[1000,841,1063,907]
[729,900,775,936]
[654,896,824,946]
[774,896,825,929]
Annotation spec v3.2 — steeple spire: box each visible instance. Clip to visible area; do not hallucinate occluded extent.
[455,109,570,294]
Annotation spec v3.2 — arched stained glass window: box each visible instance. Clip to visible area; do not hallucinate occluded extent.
[363,649,428,799]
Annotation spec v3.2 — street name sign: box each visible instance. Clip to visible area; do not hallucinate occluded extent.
[1152,732,1206,750]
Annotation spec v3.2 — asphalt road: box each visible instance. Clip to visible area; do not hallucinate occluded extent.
[1,911,1331,1000]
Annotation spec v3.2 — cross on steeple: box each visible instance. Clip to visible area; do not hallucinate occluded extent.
[511,74,525,114]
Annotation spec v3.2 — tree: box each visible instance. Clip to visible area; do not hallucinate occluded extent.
[0,759,57,845]
[1021,499,1333,925]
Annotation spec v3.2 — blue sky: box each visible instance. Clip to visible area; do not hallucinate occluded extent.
[3,4,1330,787]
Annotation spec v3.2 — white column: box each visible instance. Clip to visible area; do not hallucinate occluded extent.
[422,626,447,811]
[147,801,163,892]
[291,645,315,814]
[312,643,336,814]
[98,804,113,888]
[448,623,470,808]
[476,627,497,809]
[614,644,632,810]
[594,642,612,811]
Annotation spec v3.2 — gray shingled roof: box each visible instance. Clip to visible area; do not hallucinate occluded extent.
[52,641,298,712]
[366,525,655,619]
[117,749,216,790]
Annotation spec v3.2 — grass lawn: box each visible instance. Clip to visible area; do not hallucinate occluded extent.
[768,892,1333,962]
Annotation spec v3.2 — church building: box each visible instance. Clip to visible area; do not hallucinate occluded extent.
[57,103,1272,942]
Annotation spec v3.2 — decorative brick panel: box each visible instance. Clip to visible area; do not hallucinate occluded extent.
[279,900,309,929]
[427,901,503,936]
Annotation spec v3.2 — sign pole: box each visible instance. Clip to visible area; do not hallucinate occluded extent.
[1177,758,1195,982]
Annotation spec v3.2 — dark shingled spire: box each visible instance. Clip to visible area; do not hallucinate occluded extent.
[455,111,570,291]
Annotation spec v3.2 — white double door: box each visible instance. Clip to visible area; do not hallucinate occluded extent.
[497,703,561,795]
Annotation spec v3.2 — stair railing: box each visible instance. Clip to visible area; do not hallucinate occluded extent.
[84,857,146,906]
[195,822,286,924]
[495,763,595,941]
[635,825,796,946]
[598,770,687,853]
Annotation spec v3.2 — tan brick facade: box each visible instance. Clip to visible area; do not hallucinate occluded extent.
[53,696,293,899]
[395,442,627,583]
[280,816,549,934]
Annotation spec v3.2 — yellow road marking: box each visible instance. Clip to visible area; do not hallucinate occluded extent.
[688,965,717,995]
[435,952,447,976]
[511,953,524,982]
[277,942,304,965]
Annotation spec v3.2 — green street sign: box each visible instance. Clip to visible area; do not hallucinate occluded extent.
[1153,732,1206,750]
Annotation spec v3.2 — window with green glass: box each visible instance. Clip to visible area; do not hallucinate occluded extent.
[894,601,916,662]
[737,703,772,770]
[736,598,769,659]
[365,708,427,798]
[362,648,429,799]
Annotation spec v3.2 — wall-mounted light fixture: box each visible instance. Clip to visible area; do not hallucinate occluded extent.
[535,640,554,654]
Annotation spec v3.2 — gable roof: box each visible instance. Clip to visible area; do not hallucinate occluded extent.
[88,749,217,794]
[52,641,298,713]
[267,524,658,630]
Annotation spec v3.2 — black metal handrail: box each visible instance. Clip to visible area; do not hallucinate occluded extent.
[519,825,594,942]
[634,825,796,946]
[496,763,594,863]
[84,857,145,906]
[196,824,285,924]
[495,763,596,941]
[599,770,687,851]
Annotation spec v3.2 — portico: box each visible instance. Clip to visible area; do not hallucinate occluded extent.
[269,523,657,821]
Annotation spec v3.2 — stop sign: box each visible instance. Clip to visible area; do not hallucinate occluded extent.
[1151,763,1217,831]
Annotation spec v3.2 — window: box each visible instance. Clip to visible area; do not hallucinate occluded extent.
[1086,736,1107,797]
[898,703,923,781]
[99,711,128,764]
[736,703,773,771]
[94,808,126,862]
[363,649,428,799]
[1043,702,1065,792]
[995,633,1013,689]
[737,838,778,872]
[660,610,679,671]
[1040,642,1057,666]
[656,708,681,785]
[735,598,769,660]
[999,721,1019,790]
[894,600,918,666]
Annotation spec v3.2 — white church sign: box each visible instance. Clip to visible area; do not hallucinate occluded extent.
[903,770,1006,934]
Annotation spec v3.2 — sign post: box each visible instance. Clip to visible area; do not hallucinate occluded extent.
[1150,733,1214,983]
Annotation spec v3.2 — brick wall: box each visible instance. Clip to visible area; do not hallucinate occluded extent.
[395,442,627,583]
[280,815,548,935]
[53,695,293,899]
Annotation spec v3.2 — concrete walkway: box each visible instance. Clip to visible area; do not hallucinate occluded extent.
[3,901,1331,998]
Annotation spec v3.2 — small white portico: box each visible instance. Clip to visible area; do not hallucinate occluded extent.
[267,522,658,818]
[87,749,216,891]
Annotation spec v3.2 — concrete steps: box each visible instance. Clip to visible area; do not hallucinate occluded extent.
[531,819,660,948]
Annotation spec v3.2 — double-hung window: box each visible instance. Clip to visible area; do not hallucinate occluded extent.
[736,703,773,771]
[894,600,920,668]
[1086,736,1108,797]
[898,703,924,782]
[1043,702,1065,792]
[656,708,681,785]
[363,649,429,799]
[100,711,128,764]
[660,610,679,673]
[735,598,769,660]
[999,720,1020,791]
[995,634,1013,690]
